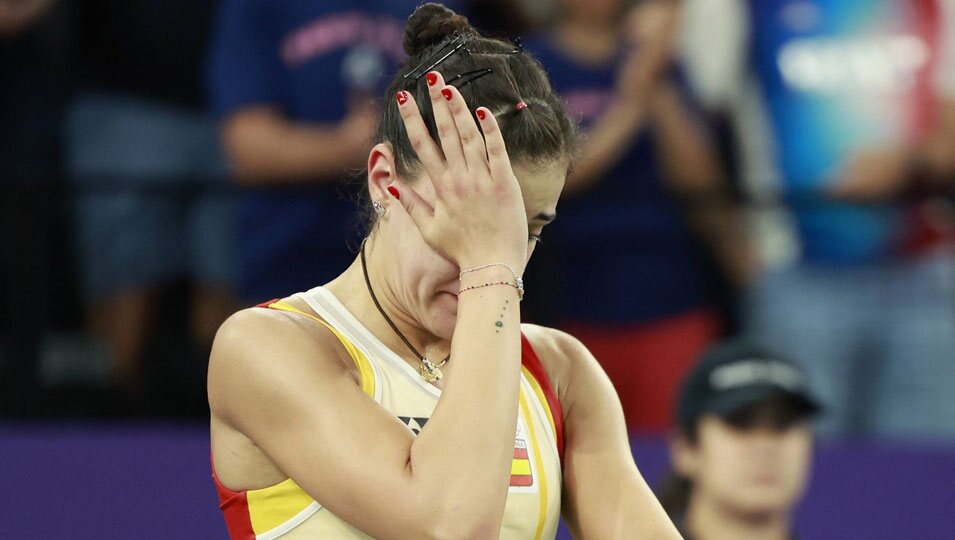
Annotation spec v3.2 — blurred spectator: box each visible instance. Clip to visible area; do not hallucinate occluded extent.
[1,0,66,190]
[659,340,820,540]
[682,0,955,440]
[66,0,236,401]
[467,0,535,38]
[207,0,467,304]
[1,0,69,410]
[0,0,53,38]
[525,0,747,431]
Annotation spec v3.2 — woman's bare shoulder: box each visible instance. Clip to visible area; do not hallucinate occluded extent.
[208,305,354,421]
[520,323,601,408]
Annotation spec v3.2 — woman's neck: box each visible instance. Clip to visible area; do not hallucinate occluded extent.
[685,492,792,540]
[324,240,453,382]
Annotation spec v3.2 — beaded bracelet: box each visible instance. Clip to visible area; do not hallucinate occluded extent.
[458,280,524,300]
[458,263,524,300]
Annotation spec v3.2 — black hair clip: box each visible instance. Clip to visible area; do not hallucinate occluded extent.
[445,68,493,89]
[511,36,523,54]
[403,34,523,82]
[404,33,474,80]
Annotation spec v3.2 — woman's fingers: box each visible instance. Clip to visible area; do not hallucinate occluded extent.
[443,85,490,175]
[426,71,467,173]
[387,179,434,233]
[396,91,445,186]
[476,107,514,183]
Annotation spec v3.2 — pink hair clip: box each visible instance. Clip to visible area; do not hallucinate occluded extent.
[516,101,527,111]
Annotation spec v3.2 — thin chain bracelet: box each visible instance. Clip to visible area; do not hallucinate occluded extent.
[459,262,520,279]
[458,263,524,300]
[458,281,523,300]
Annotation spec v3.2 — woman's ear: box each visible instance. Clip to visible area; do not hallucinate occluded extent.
[670,430,700,479]
[368,143,397,202]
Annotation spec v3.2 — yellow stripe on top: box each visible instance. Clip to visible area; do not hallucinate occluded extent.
[268,300,376,399]
[522,365,558,446]
[510,459,532,476]
[246,478,315,535]
[519,389,549,540]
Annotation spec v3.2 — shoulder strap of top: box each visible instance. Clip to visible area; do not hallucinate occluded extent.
[256,298,376,399]
[520,333,565,468]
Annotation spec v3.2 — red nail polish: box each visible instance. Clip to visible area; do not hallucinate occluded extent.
[476,109,486,120]
[426,72,438,86]
[387,186,401,200]
[396,91,409,105]
[441,88,453,101]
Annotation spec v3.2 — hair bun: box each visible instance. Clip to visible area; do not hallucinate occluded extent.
[403,3,475,57]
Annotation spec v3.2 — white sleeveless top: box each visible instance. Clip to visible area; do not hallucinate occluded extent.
[213,287,564,540]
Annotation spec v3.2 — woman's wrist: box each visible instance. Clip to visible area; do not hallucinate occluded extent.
[457,254,526,275]
[458,265,525,301]
[607,95,645,120]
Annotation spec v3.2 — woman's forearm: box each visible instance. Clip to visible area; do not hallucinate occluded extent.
[222,106,372,184]
[565,101,647,194]
[650,83,752,286]
[650,82,721,193]
[407,271,524,535]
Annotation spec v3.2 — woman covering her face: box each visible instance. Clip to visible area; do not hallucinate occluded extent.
[208,4,683,539]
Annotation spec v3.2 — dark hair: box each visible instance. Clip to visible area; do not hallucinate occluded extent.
[657,426,698,519]
[360,3,577,230]
[658,473,693,519]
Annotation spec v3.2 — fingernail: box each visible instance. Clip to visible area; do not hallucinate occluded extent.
[396,91,409,105]
[426,72,438,86]
[441,88,453,101]
[476,109,486,120]
[387,186,401,200]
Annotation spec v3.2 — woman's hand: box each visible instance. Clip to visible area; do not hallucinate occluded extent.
[390,72,529,273]
[615,0,679,102]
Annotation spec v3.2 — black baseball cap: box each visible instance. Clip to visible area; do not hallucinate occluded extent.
[676,339,821,431]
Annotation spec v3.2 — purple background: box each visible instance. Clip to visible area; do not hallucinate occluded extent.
[2,423,953,539]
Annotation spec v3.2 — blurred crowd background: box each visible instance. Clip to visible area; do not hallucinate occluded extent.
[2,0,955,537]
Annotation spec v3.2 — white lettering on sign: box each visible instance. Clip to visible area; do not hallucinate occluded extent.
[777,35,929,95]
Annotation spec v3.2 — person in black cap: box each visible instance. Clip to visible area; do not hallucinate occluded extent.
[658,339,821,540]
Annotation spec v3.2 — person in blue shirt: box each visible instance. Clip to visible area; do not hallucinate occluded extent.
[66,0,234,402]
[681,0,955,440]
[208,0,458,303]
[525,0,745,432]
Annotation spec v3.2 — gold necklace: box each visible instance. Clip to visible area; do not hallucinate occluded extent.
[360,239,449,382]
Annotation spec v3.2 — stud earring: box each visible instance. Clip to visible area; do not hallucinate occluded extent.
[373,200,385,217]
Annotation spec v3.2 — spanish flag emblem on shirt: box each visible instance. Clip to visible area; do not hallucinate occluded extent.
[510,440,533,487]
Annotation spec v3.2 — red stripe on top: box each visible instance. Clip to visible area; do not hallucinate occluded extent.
[212,454,256,540]
[256,298,282,309]
[509,474,534,487]
[520,333,565,468]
